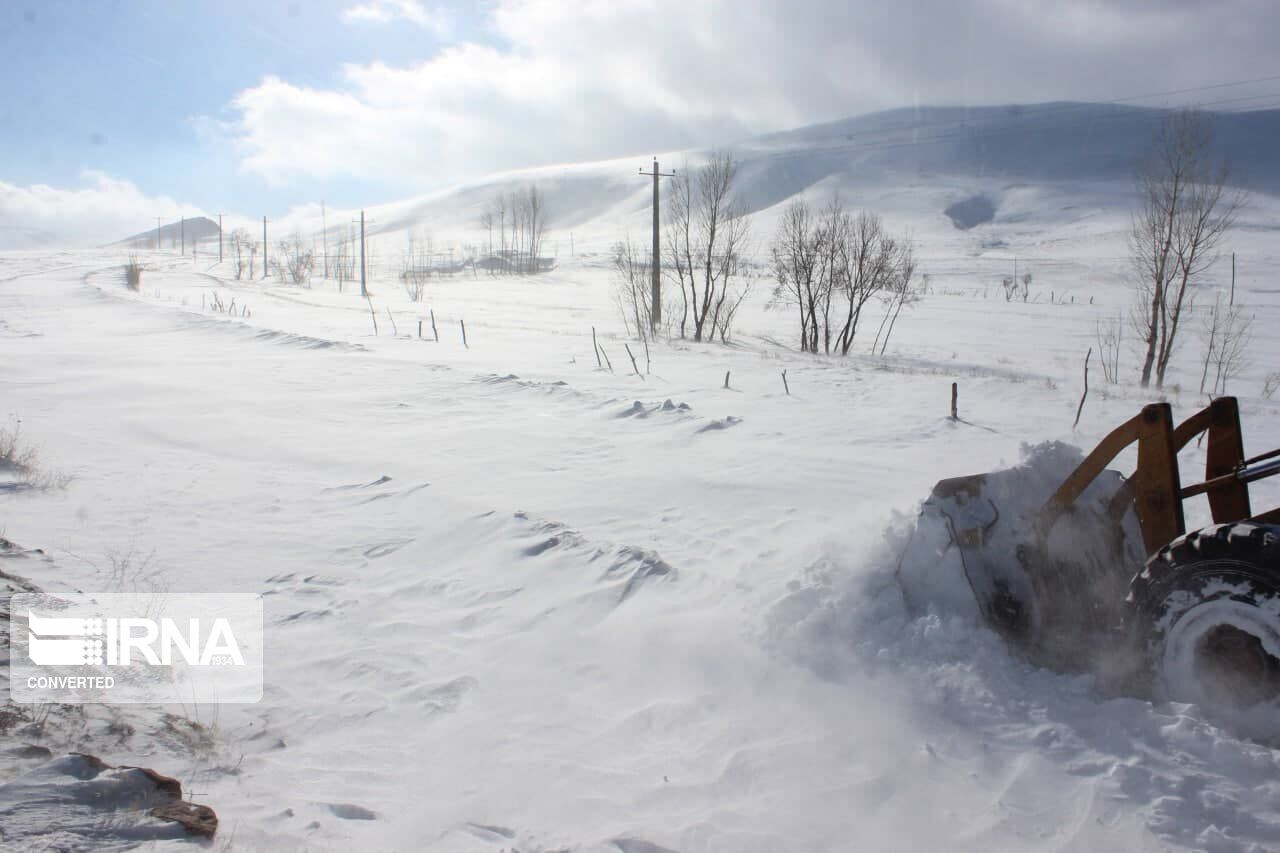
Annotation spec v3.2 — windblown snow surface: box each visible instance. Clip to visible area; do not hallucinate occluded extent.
[1,175,1280,851]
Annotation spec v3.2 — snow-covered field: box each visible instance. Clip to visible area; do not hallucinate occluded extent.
[2,179,1280,850]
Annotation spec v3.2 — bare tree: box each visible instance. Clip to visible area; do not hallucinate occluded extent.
[834,212,897,355]
[665,151,752,343]
[871,238,919,356]
[332,227,357,292]
[229,228,251,280]
[401,231,434,300]
[272,230,315,285]
[1130,109,1244,388]
[522,185,547,274]
[479,206,495,271]
[771,200,824,352]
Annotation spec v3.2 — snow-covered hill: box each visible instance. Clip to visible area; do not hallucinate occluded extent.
[195,102,1280,266]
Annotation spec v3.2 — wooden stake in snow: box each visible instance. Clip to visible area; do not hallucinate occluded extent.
[430,309,439,342]
[460,318,468,349]
[1074,348,1092,430]
[366,296,379,335]
[592,326,603,368]
[641,334,651,375]
[386,307,398,337]
[781,369,790,395]
[418,319,423,339]
[599,345,614,373]
[623,343,643,379]
[724,370,731,389]
[950,382,958,420]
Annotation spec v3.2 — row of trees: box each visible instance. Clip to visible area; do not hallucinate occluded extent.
[614,152,923,353]
[226,228,317,285]
[400,233,480,300]
[480,185,549,275]
[771,198,918,355]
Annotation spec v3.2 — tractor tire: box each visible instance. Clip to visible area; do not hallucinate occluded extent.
[1126,522,1280,738]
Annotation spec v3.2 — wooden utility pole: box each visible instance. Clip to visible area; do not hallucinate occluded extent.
[218,214,223,264]
[262,216,268,280]
[322,201,329,279]
[360,210,367,298]
[638,158,675,333]
[180,217,185,256]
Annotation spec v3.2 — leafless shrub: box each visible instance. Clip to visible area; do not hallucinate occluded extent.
[400,231,435,300]
[271,230,315,285]
[124,256,143,291]
[1096,313,1123,383]
[0,418,70,491]
[1199,296,1253,396]
[613,236,659,339]
[1262,372,1280,400]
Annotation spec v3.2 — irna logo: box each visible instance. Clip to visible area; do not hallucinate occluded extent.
[26,610,245,667]
[10,593,263,704]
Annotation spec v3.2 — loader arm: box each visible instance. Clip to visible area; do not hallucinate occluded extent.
[1038,397,1277,559]
[1038,403,1183,555]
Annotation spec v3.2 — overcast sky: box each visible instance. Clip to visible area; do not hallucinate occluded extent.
[2,0,1279,244]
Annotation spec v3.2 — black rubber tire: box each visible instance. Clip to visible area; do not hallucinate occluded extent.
[1126,522,1280,724]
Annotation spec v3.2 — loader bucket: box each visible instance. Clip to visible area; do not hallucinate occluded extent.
[896,446,1147,672]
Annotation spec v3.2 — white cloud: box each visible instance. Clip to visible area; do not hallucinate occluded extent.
[342,0,450,36]
[229,0,1280,192]
[0,171,203,249]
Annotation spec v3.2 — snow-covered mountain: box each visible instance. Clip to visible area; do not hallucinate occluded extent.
[245,102,1280,256]
[112,215,220,251]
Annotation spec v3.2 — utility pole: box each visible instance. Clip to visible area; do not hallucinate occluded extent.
[218,214,223,264]
[180,217,185,256]
[359,209,367,298]
[638,157,675,333]
[322,201,329,279]
[262,216,268,280]
[156,217,162,252]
